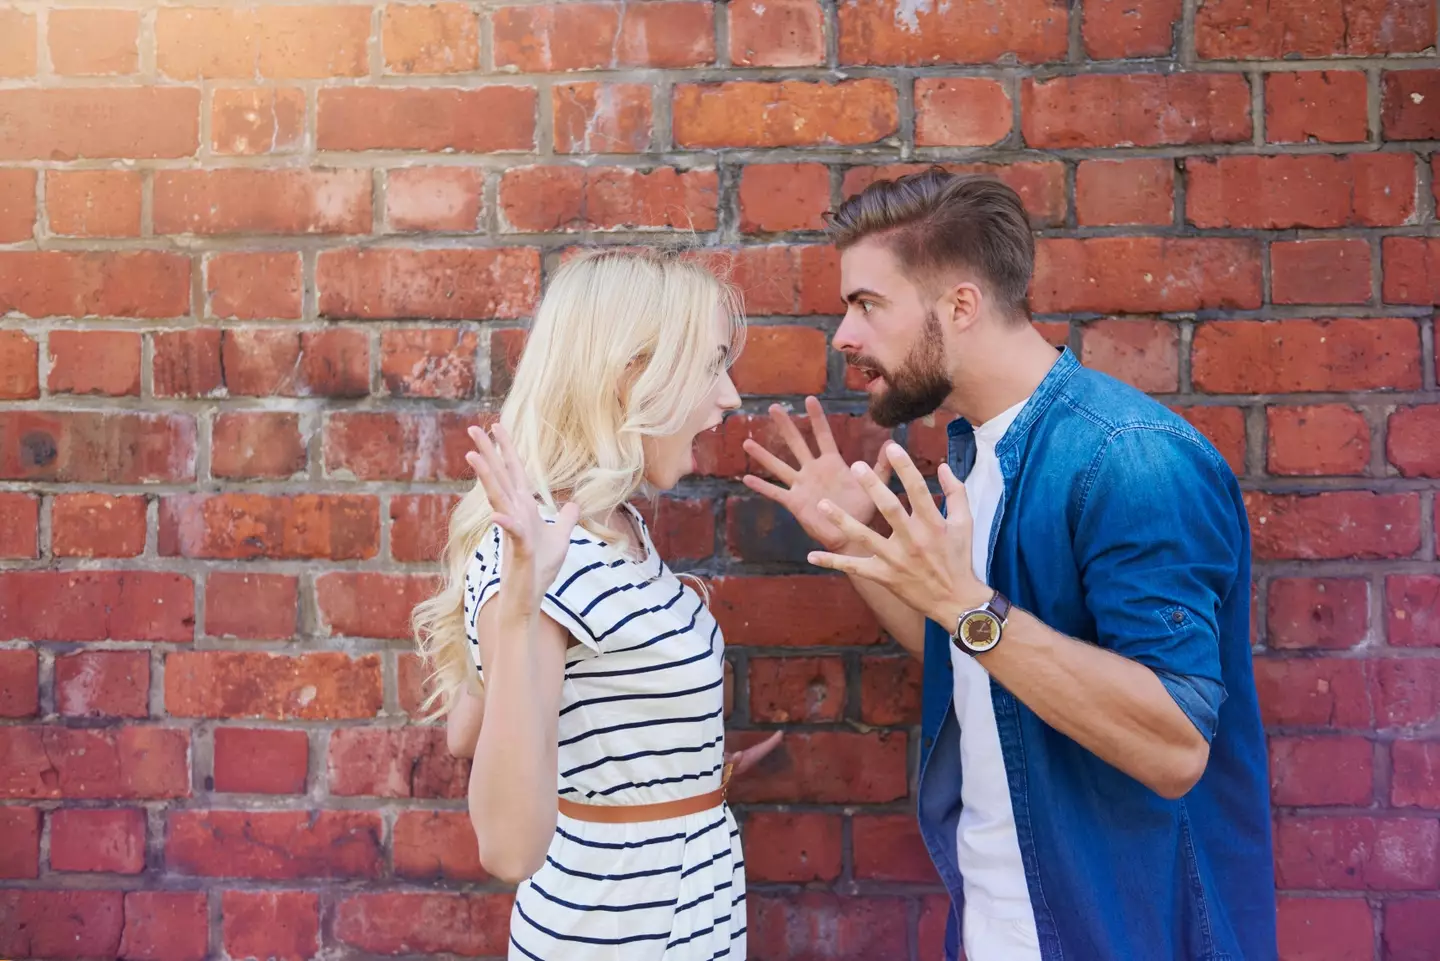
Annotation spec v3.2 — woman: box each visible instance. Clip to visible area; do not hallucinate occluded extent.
[414,249,778,961]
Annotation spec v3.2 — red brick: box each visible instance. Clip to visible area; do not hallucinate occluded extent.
[1253,655,1372,729]
[841,161,1068,227]
[742,813,841,882]
[212,87,306,155]
[398,654,437,719]
[696,408,888,480]
[919,896,950,960]
[553,82,653,153]
[0,250,191,318]
[1267,578,1370,650]
[1388,406,1440,478]
[1387,575,1440,648]
[164,651,382,720]
[633,496,715,561]
[49,8,139,75]
[726,730,907,803]
[1374,658,1440,730]
[328,727,468,799]
[55,650,149,719]
[859,655,921,725]
[494,1,714,70]
[1383,236,1440,305]
[1392,741,1440,808]
[1269,735,1374,805]
[1076,159,1174,226]
[0,807,39,878]
[0,648,38,718]
[0,726,189,799]
[155,169,372,236]
[1022,74,1251,148]
[385,167,484,232]
[838,0,1066,63]
[211,412,306,481]
[729,0,824,66]
[739,164,830,233]
[383,2,479,73]
[673,80,899,148]
[1271,239,1373,305]
[318,86,536,152]
[324,411,481,481]
[206,252,303,320]
[710,575,884,647]
[0,571,195,643]
[380,328,477,398]
[1247,491,1420,560]
[223,891,320,961]
[1276,897,1376,961]
[0,168,36,241]
[750,893,910,961]
[50,808,145,874]
[914,78,1012,146]
[0,330,38,400]
[156,6,370,79]
[0,890,124,959]
[749,656,845,723]
[213,727,309,795]
[0,88,199,160]
[1198,0,1435,58]
[153,329,221,398]
[730,326,827,394]
[1275,815,1439,890]
[1082,0,1180,57]
[391,494,461,564]
[686,244,844,317]
[0,493,38,559]
[500,165,718,232]
[319,247,539,320]
[45,170,141,237]
[125,892,207,961]
[316,572,441,640]
[1266,405,1371,476]
[159,493,379,560]
[1384,899,1440,961]
[0,8,36,78]
[205,572,299,641]
[0,411,196,484]
[47,330,140,396]
[1175,406,1246,474]
[1033,237,1261,314]
[334,893,513,956]
[1266,71,1370,143]
[1079,319,1178,393]
[221,327,370,398]
[393,811,487,882]
[51,493,147,558]
[853,814,939,882]
[1193,318,1420,394]
[1187,154,1415,228]
[1384,70,1440,139]
[168,811,382,880]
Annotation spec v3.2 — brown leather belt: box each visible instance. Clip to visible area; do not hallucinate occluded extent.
[558,763,734,824]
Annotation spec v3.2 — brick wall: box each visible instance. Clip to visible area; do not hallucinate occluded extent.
[0,1,1437,959]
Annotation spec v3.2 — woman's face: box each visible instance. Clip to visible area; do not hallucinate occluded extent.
[641,309,742,491]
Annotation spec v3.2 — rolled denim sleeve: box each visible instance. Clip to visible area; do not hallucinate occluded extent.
[1072,427,1242,742]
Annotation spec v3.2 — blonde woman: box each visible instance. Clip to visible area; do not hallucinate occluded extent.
[415,249,779,961]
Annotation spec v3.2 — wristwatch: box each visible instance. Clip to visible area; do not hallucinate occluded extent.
[950,590,1011,656]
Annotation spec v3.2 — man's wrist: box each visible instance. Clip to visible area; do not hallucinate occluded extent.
[931,584,997,632]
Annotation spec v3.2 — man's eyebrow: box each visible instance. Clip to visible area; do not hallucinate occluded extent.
[844,288,885,303]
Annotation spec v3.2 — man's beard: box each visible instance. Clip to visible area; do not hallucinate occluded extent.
[849,310,952,429]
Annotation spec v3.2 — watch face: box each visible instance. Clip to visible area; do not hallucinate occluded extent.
[960,611,1002,652]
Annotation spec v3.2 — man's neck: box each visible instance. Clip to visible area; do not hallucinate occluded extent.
[943,323,1062,426]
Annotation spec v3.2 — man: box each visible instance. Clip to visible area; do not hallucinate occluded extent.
[743,170,1276,960]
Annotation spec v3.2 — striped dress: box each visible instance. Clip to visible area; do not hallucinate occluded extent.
[464,505,746,961]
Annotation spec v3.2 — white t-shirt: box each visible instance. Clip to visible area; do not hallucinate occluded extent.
[951,396,1041,960]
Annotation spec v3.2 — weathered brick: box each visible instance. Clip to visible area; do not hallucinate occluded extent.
[1386,575,1440,647]
[222,892,320,961]
[167,810,383,880]
[316,572,442,640]
[205,572,299,641]
[1373,658,1440,730]
[160,493,378,561]
[0,251,191,318]
[1274,816,1439,890]
[391,494,461,564]
[1388,405,1440,478]
[0,807,40,878]
[743,812,842,882]
[1267,577,1370,650]
[749,656,846,723]
[1022,74,1252,147]
[206,252,303,320]
[838,0,1067,64]
[1192,319,1420,394]
[730,0,825,66]
[50,808,146,874]
[1187,154,1416,228]
[1033,238,1261,314]
[0,891,125,959]
[1082,0,1180,58]
[1197,0,1435,58]
[493,1,714,70]
[1391,740,1440,809]
[164,651,383,720]
[45,170,142,237]
[385,167,484,232]
[52,493,147,558]
[1384,899,1440,961]
[318,247,540,320]
[727,730,908,803]
[328,727,468,799]
[155,169,372,235]
[1383,70,1440,139]
[860,655,922,725]
[1266,71,1370,143]
[1076,159,1174,226]
[393,811,487,882]
[153,329,223,398]
[55,649,150,718]
[852,814,940,882]
[1269,735,1374,805]
[383,2,480,74]
[0,493,38,559]
[0,726,189,799]
[1253,655,1372,729]
[156,5,371,79]
[1276,897,1375,961]
[1266,405,1371,476]
[1246,491,1420,560]
[552,82,653,154]
[0,169,36,242]
[500,165,718,232]
[212,727,309,795]
[318,87,536,153]
[0,571,195,643]
[211,412,306,480]
[47,330,142,396]
[750,893,910,961]
[333,893,513,956]
[1079,319,1178,393]
[212,87,306,156]
[1382,236,1440,305]
[673,80,899,148]
[222,327,370,398]
[0,8,37,78]
[0,89,199,160]
[0,648,38,718]
[738,164,831,233]
[1271,239,1373,305]
[324,411,481,482]
[914,78,1012,146]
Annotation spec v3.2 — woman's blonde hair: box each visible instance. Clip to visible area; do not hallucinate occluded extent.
[411,248,744,719]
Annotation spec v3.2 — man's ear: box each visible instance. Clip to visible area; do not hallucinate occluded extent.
[938,281,984,333]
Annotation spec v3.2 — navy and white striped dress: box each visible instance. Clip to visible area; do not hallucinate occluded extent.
[464,505,746,961]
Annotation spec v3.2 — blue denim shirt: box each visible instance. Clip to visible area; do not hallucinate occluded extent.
[918,349,1276,961]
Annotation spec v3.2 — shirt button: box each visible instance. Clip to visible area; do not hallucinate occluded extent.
[1172,611,1185,623]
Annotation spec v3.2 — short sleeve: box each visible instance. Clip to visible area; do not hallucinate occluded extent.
[1072,427,1242,743]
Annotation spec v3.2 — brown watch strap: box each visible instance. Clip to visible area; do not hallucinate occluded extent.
[989,590,1011,622]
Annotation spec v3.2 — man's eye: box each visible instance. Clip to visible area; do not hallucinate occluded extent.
[859,301,873,314]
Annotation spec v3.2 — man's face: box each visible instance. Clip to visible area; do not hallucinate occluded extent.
[835,238,953,429]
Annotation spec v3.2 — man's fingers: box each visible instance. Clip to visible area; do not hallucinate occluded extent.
[804,396,841,457]
[741,472,795,505]
[768,403,816,464]
[886,442,944,525]
[741,438,799,485]
[851,461,911,543]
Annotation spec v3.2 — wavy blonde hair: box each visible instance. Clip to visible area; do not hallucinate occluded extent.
[412,248,744,719]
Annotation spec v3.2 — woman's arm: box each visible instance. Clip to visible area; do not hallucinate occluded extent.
[445,683,486,759]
